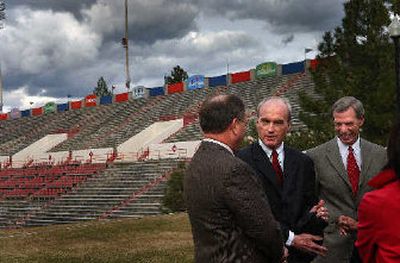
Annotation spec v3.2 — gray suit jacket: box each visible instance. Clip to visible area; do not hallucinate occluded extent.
[307,138,387,263]
[184,141,283,263]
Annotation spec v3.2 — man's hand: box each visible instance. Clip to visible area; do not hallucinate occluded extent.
[337,215,357,236]
[292,233,328,256]
[310,199,329,222]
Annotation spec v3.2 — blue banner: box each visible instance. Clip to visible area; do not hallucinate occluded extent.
[187,75,205,90]
[282,61,305,75]
[148,86,164,97]
[208,75,227,87]
[21,109,31,117]
[57,103,69,112]
[100,95,113,105]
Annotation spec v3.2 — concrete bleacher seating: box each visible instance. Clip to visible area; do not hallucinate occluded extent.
[0,69,319,228]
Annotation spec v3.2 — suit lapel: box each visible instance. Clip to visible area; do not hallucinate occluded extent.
[359,139,373,187]
[325,139,353,190]
[283,147,297,182]
[252,143,282,194]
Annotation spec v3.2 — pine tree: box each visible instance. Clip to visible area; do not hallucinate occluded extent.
[93,77,112,97]
[165,65,188,84]
[300,0,396,146]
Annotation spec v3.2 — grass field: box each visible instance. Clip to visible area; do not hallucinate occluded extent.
[0,213,194,263]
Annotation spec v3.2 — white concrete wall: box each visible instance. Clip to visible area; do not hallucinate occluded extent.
[0,155,10,168]
[117,119,184,162]
[148,140,201,160]
[12,134,68,167]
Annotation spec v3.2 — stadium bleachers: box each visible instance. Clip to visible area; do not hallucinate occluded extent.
[0,66,319,228]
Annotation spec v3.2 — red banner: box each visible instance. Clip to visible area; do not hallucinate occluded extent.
[231,71,251,84]
[85,94,97,107]
[0,113,8,120]
[32,107,43,116]
[310,59,319,71]
[71,101,82,110]
[115,92,129,102]
[167,82,184,94]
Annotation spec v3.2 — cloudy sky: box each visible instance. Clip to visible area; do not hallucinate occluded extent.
[0,0,345,112]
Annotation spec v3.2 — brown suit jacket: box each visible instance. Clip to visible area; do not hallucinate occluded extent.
[184,141,283,263]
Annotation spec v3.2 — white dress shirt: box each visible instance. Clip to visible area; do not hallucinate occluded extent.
[337,137,362,170]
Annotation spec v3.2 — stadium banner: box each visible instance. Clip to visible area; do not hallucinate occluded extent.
[255,62,277,79]
[100,95,113,105]
[231,71,251,84]
[148,86,164,97]
[0,113,8,120]
[134,86,145,98]
[85,94,97,107]
[187,75,205,90]
[32,107,43,116]
[167,82,184,94]
[44,102,56,114]
[310,59,319,71]
[115,92,129,102]
[71,100,82,110]
[282,61,305,75]
[57,103,69,112]
[21,109,31,117]
[10,108,21,119]
[208,74,227,87]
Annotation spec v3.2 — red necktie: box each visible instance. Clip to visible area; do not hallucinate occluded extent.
[347,146,360,195]
[272,150,283,186]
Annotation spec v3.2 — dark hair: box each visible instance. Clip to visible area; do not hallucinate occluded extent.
[386,122,400,179]
[199,94,245,134]
[332,96,364,119]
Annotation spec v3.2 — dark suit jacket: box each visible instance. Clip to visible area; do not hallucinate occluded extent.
[184,141,283,263]
[237,142,327,263]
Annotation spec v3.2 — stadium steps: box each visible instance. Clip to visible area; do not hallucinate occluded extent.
[20,159,179,227]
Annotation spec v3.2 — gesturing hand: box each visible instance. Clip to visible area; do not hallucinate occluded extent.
[292,233,328,256]
[337,215,357,236]
[310,199,329,222]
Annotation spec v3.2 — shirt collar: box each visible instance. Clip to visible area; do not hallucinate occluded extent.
[203,138,234,156]
[258,138,284,158]
[337,136,361,153]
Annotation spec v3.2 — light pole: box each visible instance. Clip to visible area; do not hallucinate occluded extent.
[389,15,400,119]
[0,0,5,112]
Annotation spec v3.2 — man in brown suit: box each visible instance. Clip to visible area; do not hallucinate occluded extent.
[184,94,285,263]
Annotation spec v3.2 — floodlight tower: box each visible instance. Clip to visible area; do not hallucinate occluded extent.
[0,0,5,112]
[123,0,131,90]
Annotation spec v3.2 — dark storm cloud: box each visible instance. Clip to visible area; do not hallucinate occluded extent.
[6,0,97,19]
[83,0,198,45]
[193,0,344,33]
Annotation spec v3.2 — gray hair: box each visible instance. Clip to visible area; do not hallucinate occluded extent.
[332,96,364,119]
[256,96,292,121]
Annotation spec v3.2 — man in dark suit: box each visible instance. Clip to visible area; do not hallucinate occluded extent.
[237,96,328,263]
[306,96,387,263]
[184,94,285,263]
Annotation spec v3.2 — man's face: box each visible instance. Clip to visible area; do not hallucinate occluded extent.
[256,101,291,149]
[333,107,364,145]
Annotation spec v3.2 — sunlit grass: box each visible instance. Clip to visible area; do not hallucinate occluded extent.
[0,213,194,263]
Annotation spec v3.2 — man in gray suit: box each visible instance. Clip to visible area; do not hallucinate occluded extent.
[184,94,285,263]
[307,96,387,263]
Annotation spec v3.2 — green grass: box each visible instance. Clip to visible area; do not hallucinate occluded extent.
[0,213,194,263]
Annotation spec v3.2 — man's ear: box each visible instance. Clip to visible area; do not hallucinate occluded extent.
[230,118,240,135]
